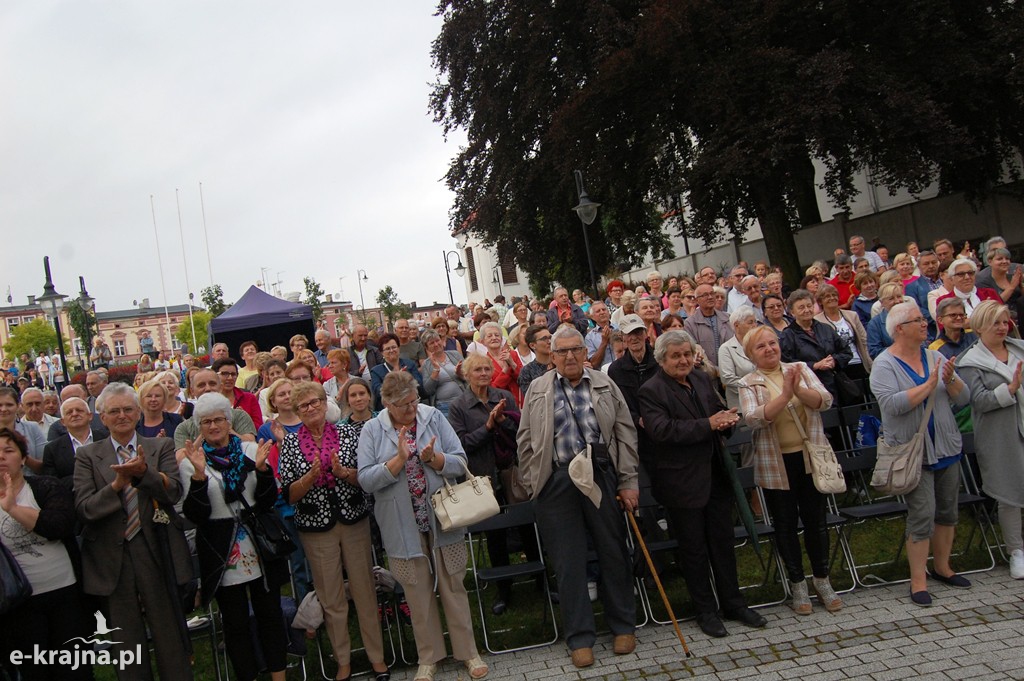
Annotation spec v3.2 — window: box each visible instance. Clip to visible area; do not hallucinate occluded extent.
[171,338,183,351]
[21,315,37,324]
[499,251,519,284]
[6,318,19,333]
[114,340,126,357]
[72,339,85,357]
[465,247,479,292]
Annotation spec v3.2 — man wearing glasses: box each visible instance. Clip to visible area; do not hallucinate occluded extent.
[173,368,258,454]
[683,284,734,367]
[928,299,978,360]
[518,326,639,669]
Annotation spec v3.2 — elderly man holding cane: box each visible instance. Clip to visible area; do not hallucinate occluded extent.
[518,326,640,669]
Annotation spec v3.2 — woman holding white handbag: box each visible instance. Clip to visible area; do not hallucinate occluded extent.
[870,302,970,607]
[738,325,841,615]
[357,371,488,681]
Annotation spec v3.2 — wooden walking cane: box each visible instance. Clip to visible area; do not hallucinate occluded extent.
[620,498,693,658]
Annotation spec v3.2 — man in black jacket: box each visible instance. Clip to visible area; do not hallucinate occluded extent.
[607,315,659,479]
[638,330,766,639]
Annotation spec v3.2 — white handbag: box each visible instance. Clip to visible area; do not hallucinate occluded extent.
[430,457,500,531]
[790,404,847,494]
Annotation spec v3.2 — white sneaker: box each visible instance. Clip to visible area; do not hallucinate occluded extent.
[1010,549,1024,580]
[587,581,598,602]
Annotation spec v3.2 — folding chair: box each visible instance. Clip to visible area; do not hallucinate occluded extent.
[732,466,789,607]
[467,502,559,654]
[629,486,684,625]
[832,447,910,587]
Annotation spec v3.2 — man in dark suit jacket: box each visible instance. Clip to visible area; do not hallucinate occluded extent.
[74,383,193,681]
[41,397,101,490]
[638,329,766,639]
[47,383,109,441]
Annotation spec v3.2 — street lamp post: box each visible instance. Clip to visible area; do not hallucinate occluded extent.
[356,270,369,324]
[572,169,601,297]
[77,276,95,370]
[443,250,466,305]
[37,257,70,384]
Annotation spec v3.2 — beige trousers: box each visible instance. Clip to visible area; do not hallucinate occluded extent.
[389,530,479,665]
[300,517,385,666]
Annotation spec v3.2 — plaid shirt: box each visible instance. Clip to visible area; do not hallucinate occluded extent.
[552,373,601,465]
[738,362,832,490]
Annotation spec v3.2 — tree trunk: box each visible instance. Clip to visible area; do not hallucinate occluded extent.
[748,176,803,289]
[787,154,823,226]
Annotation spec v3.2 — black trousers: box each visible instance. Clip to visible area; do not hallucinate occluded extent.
[665,463,747,616]
[216,577,287,680]
[4,584,94,681]
[761,451,830,582]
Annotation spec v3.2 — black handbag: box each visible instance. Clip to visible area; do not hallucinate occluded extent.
[237,494,296,562]
[833,369,864,406]
[0,541,33,614]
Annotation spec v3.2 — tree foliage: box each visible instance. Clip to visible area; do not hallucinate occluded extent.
[303,277,325,323]
[431,0,1024,287]
[3,318,69,359]
[67,303,96,349]
[201,285,229,317]
[174,310,214,355]
[375,286,411,332]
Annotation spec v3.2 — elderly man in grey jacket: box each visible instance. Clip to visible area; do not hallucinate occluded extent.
[518,326,639,669]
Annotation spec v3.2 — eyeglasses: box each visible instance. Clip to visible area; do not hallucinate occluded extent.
[199,416,229,428]
[534,336,552,343]
[218,371,238,379]
[942,313,967,320]
[104,407,138,416]
[296,398,324,412]
[899,317,928,326]
[952,271,975,279]
[553,346,587,357]
[391,398,420,410]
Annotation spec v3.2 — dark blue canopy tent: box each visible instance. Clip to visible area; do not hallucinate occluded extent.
[208,285,315,359]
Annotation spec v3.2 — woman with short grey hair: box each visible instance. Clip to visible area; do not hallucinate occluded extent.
[719,308,759,411]
[179,392,288,681]
[976,247,1024,321]
[871,301,972,606]
[421,328,466,417]
[358,371,487,681]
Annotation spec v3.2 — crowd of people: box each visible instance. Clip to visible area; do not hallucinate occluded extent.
[2,233,1023,680]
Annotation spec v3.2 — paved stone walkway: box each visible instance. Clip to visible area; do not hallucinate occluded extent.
[390,567,1024,680]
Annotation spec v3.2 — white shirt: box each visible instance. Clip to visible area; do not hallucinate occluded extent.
[69,430,94,453]
[0,483,76,595]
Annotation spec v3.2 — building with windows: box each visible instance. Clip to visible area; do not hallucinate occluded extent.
[453,231,533,305]
[94,301,202,362]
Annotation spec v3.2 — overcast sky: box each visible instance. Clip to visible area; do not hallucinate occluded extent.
[0,2,469,315]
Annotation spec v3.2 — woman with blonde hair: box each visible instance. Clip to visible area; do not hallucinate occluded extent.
[958,300,1024,579]
[136,379,183,439]
[739,325,840,613]
[278,380,390,680]
[866,282,906,358]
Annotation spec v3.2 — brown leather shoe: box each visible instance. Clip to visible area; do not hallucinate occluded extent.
[570,648,594,668]
[612,634,636,655]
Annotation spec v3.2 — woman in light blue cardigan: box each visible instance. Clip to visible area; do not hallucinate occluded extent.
[357,371,488,681]
[870,302,971,607]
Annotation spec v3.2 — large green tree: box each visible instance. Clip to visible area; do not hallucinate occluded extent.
[3,318,69,360]
[431,1,1024,287]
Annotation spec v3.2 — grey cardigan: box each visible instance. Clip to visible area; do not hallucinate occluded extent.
[957,337,1024,506]
[356,404,469,560]
[870,349,970,465]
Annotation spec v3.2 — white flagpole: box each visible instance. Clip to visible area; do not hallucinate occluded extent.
[175,189,198,351]
[150,195,175,347]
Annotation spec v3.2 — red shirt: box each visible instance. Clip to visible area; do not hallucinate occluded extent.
[827,275,859,306]
[231,387,264,428]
